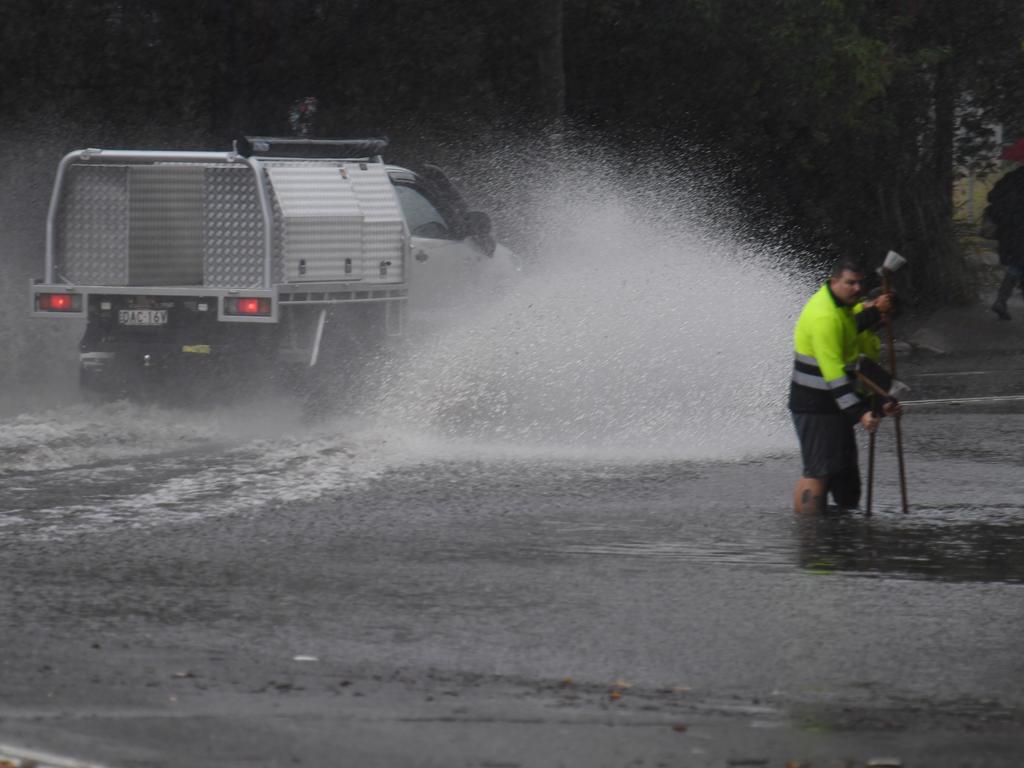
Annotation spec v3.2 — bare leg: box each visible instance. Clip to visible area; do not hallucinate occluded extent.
[793,477,828,514]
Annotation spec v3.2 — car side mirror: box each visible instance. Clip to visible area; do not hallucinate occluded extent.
[466,211,492,237]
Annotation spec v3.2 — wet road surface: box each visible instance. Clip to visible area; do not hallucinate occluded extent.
[1,353,1024,767]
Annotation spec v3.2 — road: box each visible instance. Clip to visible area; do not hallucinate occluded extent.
[2,346,1024,767]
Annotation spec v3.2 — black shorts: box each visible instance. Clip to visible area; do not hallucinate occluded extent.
[791,411,858,478]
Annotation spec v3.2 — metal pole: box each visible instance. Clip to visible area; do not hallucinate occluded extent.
[902,394,1024,407]
[883,272,910,513]
[866,430,875,516]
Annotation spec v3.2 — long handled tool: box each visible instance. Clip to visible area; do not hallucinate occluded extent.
[866,426,876,515]
[902,394,1024,407]
[866,396,878,516]
[854,362,902,514]
[880,250,910,514]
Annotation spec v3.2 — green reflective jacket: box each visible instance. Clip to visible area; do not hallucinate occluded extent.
[789,283,869,418]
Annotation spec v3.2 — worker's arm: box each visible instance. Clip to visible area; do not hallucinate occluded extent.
[812,314,869,421]
[854,292,894,333]
[857,329,881,362]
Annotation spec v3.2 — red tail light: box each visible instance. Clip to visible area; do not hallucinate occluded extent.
[224,297,272,316]
[36,293,82,312]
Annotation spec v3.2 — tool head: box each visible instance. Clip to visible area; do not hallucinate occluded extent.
[853,354,912,400]
[880,250,907,274]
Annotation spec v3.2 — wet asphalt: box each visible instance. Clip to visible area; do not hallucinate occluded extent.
[3,343,1024,767]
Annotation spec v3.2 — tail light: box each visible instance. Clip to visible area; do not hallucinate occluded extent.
[36,292,82,312]
[224,297,272,316]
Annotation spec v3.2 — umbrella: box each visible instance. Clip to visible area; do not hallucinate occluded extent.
[1000,138,1024,163]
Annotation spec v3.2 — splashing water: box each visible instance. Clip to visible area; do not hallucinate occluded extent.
[0,399,400,539]
[362,155,815,461]
[0,137,815,499]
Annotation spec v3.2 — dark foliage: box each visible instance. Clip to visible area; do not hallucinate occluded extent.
[2,0,1023,301]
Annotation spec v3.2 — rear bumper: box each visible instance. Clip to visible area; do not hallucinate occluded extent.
[31,281,410,321]
[31,283,278,323]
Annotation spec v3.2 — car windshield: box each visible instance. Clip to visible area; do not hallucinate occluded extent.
[394,184,452,239]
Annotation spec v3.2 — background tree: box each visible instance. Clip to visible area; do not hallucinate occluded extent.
[2,0,1022,302]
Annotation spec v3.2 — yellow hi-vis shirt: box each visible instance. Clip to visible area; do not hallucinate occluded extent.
[789,283,869,418]
[853,303,882,362]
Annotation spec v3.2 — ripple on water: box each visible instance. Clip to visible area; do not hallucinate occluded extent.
[793,504,1024,585]
[540,497,1024,586]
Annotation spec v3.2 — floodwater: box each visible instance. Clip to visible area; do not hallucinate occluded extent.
[2,149,1023,765]
[2,393,1024,765]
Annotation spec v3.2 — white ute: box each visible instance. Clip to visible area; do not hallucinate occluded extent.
[30,136,516,399]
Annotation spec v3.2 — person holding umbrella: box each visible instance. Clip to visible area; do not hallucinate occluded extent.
[986,139,1024,320]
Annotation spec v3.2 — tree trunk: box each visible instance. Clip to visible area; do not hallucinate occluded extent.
[933,58,956,219]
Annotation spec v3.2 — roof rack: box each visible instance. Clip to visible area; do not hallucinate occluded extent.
[234,136,389,159]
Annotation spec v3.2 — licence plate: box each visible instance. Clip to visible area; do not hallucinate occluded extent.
[119,309,168,326]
